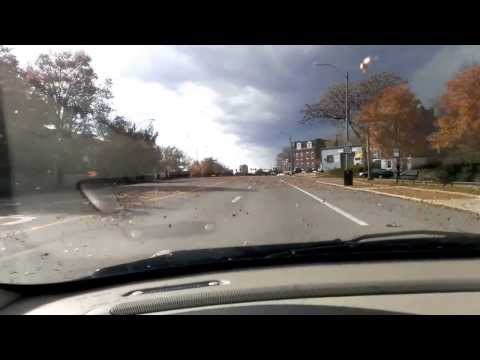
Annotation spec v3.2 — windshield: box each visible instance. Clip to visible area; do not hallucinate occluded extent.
[2,45,480,284]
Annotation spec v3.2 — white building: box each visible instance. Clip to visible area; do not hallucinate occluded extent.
[374,156,431,173]
[320,146,364,171]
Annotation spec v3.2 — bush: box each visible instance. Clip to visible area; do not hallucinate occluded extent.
[323,165,364,178]
[325,168,345,177]
[418,162,480,184]
[351,164,365,175]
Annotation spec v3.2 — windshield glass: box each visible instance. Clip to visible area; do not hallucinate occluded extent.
[2,45,480,284]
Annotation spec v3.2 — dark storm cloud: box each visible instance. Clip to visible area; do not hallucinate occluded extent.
[132,45,475,156]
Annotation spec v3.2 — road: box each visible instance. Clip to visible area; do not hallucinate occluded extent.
[2,175,480,283]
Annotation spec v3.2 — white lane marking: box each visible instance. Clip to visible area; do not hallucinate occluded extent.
[0,215,36,226]
[281,180,369,226]
[27,215,93,232]
[232,196,242,203]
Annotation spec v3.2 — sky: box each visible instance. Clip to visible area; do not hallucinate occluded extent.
[7,45,480,169]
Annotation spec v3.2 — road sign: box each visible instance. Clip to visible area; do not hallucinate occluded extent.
[343,145,352,153]
[393,148,400,157]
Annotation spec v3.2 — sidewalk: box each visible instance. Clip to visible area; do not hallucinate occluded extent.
[313,177,480,215]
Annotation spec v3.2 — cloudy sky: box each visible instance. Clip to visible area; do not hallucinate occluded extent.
[7,45,480,169]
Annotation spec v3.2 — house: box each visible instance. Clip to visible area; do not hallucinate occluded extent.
[320,146,364,171]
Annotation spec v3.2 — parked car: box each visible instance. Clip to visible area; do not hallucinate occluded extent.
[358,169,394,179]
[399,169,419,180]
[294,168,302,174]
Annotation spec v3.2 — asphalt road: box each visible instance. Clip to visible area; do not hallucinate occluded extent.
[2,175,480,284]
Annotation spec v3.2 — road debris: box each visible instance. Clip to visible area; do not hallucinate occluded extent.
[386,222,402,228]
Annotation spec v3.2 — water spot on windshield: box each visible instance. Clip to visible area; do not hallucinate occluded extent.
[204,223,215,231]
[151,249,174,258]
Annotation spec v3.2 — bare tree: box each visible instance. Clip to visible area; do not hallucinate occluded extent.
[301,72,406,140]
[276,146,291,170]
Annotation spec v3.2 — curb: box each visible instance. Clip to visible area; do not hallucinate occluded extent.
[353,180,480,199]
[315,180,480,216]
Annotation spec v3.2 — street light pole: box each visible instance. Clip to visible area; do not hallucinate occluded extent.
[345,71,350,147]
[360,56,376,180]
[314,63,352,180]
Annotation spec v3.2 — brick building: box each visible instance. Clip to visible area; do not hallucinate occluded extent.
[293,138,326,170]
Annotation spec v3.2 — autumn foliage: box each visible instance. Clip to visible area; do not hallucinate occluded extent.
[189,158,231,177]
[358,84,433,157]
[429,65,480,152]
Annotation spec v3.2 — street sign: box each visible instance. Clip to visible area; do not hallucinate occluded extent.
[343,145,352,153]
[393,148,400,157]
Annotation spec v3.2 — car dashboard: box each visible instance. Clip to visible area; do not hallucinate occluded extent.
[2,258,480,314]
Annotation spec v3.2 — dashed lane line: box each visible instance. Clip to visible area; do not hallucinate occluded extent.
[281,180,369,226]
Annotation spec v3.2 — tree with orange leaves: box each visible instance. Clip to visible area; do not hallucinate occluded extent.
[357,84,432,158]
[429,65,480,152]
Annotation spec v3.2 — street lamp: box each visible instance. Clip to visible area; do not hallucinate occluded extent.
[314,62,353,185]
[359,56,379,181]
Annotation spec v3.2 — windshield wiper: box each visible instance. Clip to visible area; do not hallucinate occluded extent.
[348,230,480,243]
[86,231,480,283]
[264,231,480,259]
